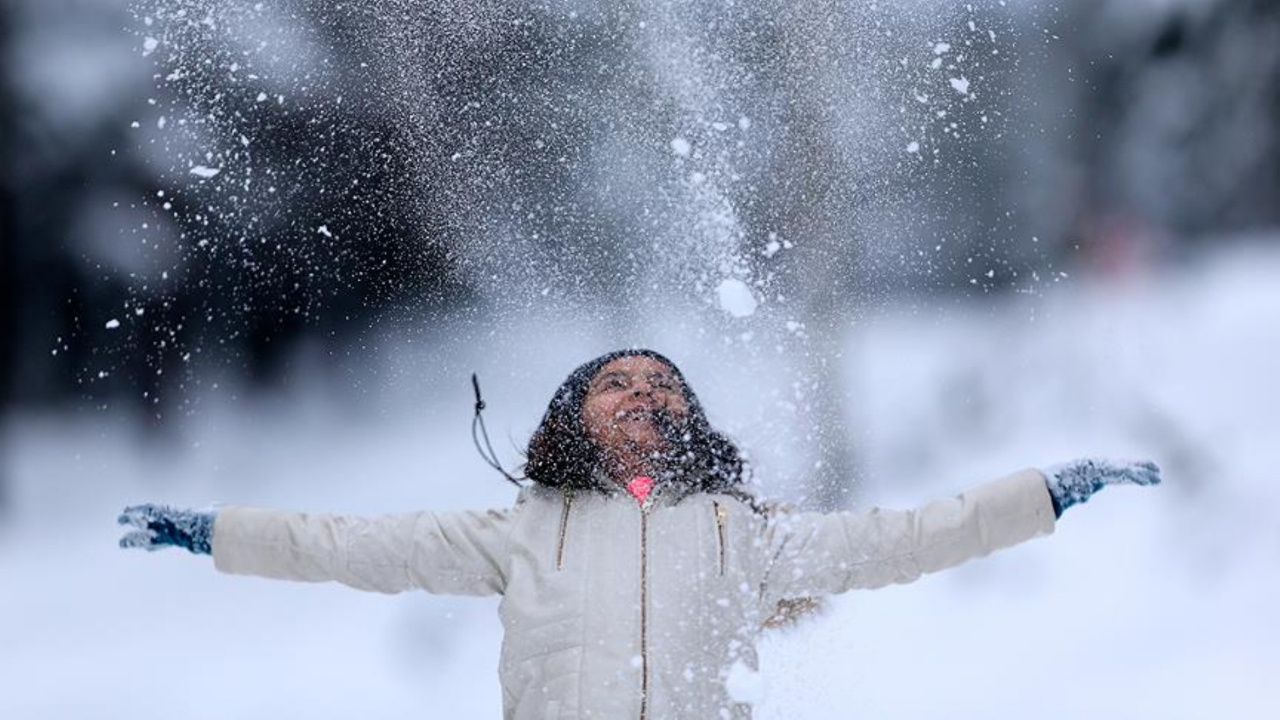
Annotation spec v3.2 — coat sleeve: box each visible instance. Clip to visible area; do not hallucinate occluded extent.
[759,468,1056,605]
[211,505,515,596]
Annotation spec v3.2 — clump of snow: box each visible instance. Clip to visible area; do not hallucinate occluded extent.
[932,42,951,55]
[715,278,757,318]
[907,141,921,153]
[104,319,121,330]
[670,137,692,157]
[949,77,971,95]
[189,165,221,179]
[142,37,159,56]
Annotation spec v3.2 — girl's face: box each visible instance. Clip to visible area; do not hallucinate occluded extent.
[581,355,690,460]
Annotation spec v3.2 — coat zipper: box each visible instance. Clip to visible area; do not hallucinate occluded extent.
[639,498,651,720]
[713,501,728,577]
[555,492,573,571]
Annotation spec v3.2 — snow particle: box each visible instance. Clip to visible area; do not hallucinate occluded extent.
[142,37,159,56]
[189,165,221,179]
[906,141,921,153]
[716,278,758,318]
[670,137,692,157]
[105,319,121,330]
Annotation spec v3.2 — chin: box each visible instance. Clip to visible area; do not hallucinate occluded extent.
[626,434,662,450]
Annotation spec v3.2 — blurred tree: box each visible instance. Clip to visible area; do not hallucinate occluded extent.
[733,3,1024,508]
[1,2,13,510]
[1057,0,1280,251]
[1,4,14,415]
[1,0,475,422]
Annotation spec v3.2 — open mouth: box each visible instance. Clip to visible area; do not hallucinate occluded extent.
[616,407,655,422]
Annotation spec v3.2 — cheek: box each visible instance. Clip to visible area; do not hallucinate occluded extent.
[581,400,613,439]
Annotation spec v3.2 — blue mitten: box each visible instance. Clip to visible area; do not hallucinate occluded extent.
[1039,458,1161,518]
[118,504,216,555]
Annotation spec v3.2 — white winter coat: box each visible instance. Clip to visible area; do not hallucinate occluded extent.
[212,468,1056,719]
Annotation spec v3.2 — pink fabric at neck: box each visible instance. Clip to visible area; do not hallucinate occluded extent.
[626,475,655,504]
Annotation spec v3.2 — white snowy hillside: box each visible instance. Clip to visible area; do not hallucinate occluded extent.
[2,239,1277,719]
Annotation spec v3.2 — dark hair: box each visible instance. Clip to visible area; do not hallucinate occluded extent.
[524,349,754,504]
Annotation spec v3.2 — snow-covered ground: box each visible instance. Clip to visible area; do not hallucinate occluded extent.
[2,241,1277,719]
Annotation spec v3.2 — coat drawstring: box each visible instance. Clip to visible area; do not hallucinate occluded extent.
[471,373,524,487]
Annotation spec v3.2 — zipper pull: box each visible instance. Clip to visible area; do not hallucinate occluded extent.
[555,491,573,571]
[714,501,728,576]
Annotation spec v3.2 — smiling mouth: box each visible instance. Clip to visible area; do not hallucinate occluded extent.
[616,407,655,422]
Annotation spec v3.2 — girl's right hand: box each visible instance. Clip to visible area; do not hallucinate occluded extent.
[118,504,216,555]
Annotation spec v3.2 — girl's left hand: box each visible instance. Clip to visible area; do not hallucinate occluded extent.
[1039,458,1162,517]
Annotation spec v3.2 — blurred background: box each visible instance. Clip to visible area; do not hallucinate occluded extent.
[2,0,1278,717]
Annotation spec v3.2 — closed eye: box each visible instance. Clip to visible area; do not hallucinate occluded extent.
[649,375,677,390]
[594,373,628,390]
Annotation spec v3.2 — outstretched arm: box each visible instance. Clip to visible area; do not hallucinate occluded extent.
[761,468,1055,604]
[119,502,516,596]
[760,459,1160,605]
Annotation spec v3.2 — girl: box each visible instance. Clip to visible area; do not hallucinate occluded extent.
[119,348,1160,719]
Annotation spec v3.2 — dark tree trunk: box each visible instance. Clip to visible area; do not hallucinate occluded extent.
[0,3,17,511]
